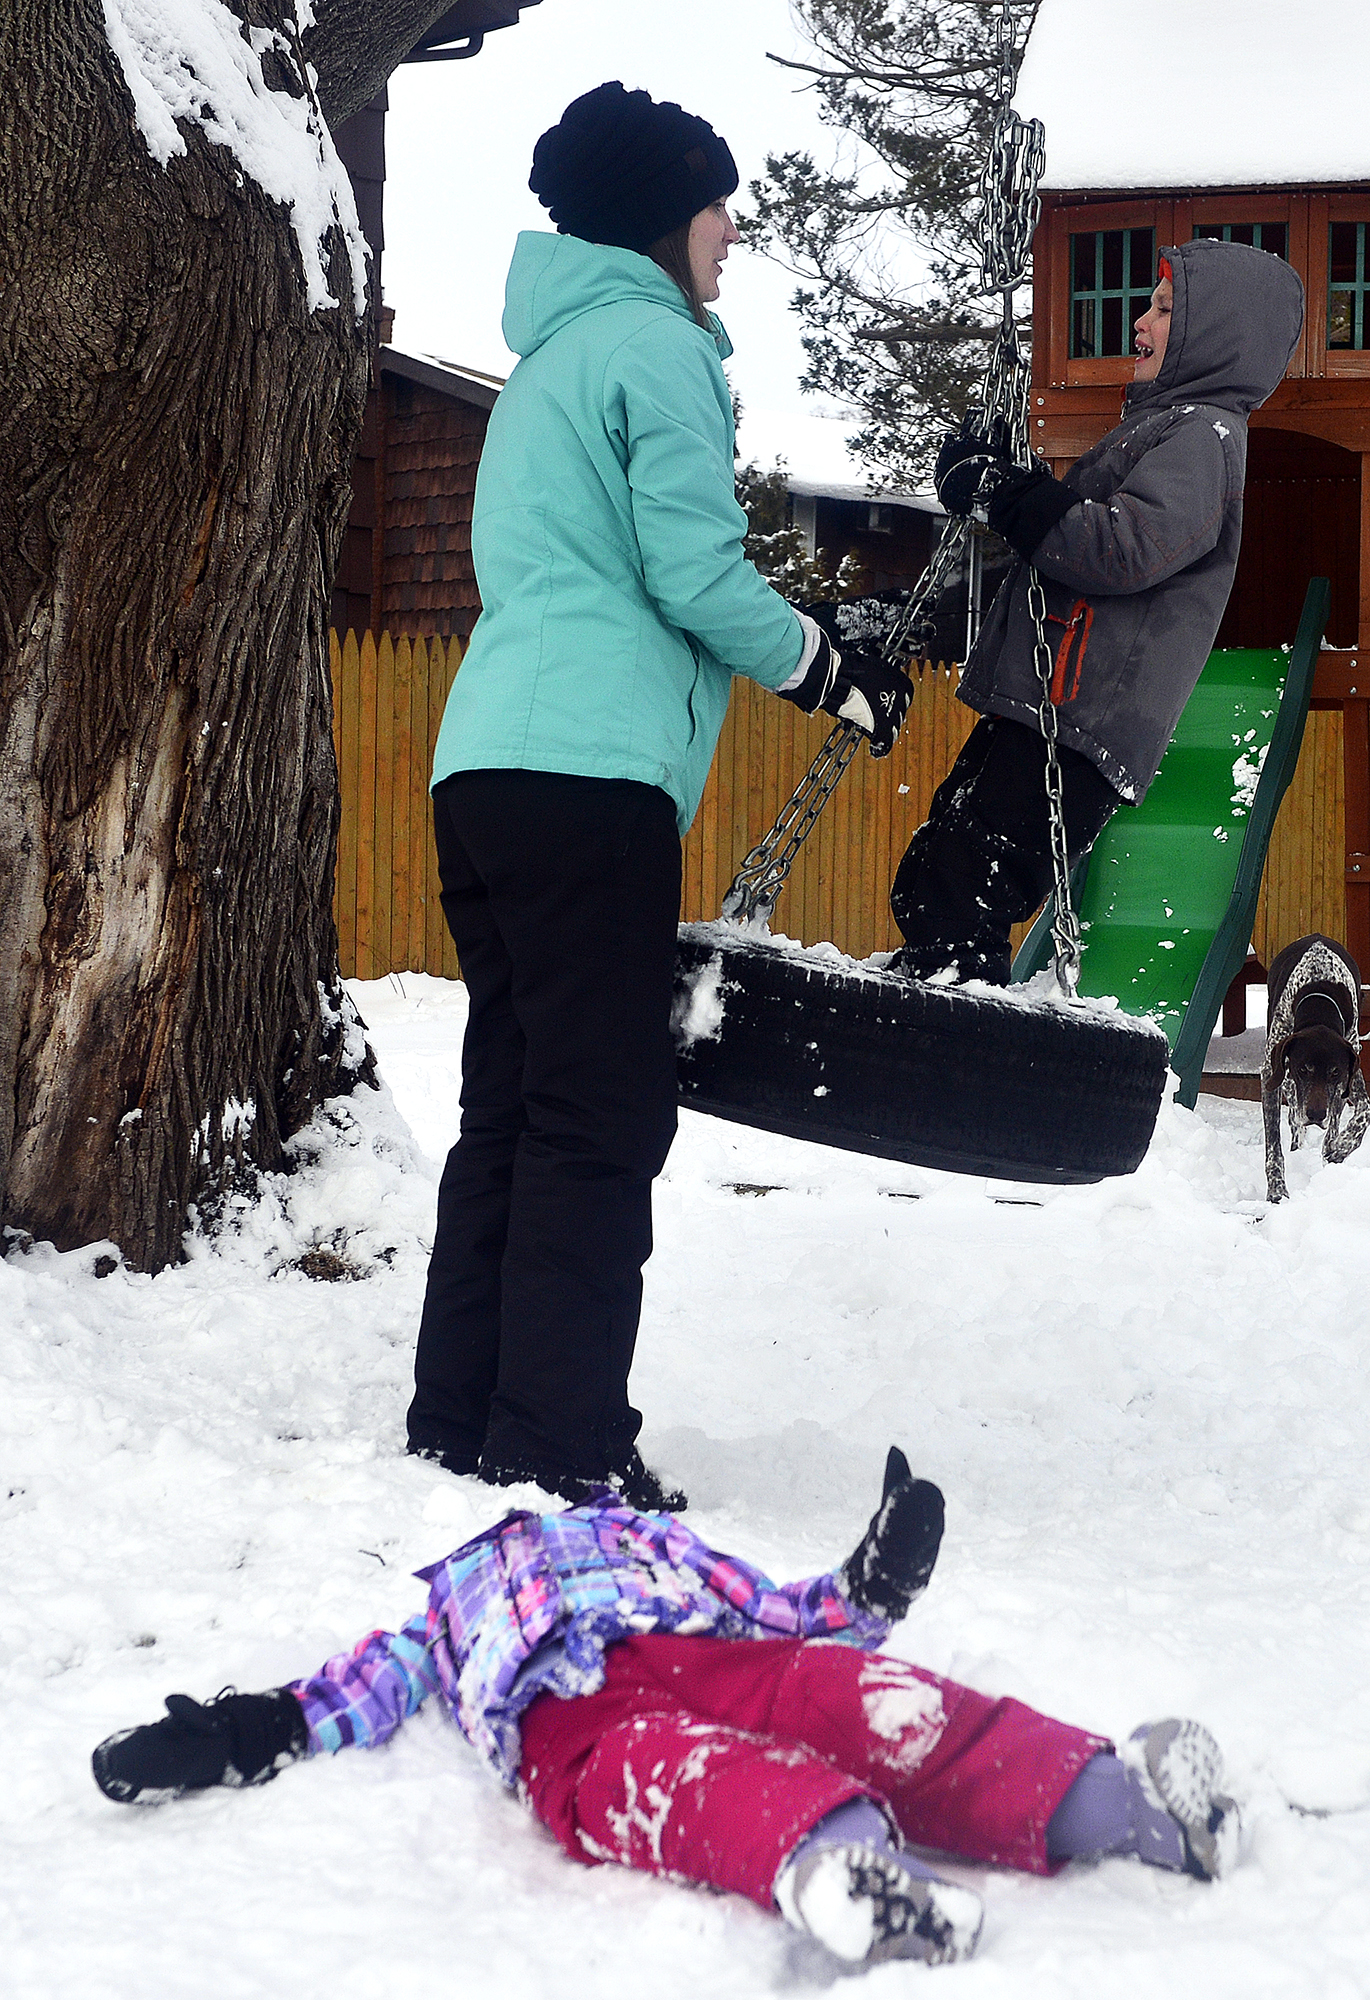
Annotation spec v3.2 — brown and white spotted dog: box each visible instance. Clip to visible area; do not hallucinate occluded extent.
[1262,934,1369,1203]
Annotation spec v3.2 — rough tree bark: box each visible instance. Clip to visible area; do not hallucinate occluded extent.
[0,0,454,1271]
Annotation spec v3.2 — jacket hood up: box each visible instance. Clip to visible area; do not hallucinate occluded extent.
[1125,236,1303,418]
[500,229,732,361]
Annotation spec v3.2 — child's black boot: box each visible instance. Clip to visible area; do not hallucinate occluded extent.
[840,1447,945,1622]
[92,1687,308,1804]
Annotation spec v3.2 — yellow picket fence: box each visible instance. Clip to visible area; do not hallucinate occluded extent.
[330,628,463,983]
[1252,707,1345,967]
[330,629,1344,980]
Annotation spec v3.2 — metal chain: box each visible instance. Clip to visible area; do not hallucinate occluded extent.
[725,521,969,924]
[1026,566,1081,990]
[724,0,1081,994]
[721,723,864,924]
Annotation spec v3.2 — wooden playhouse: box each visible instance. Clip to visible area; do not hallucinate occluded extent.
[1015,0,1370,979]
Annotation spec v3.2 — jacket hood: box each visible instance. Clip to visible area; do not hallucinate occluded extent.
[1125,236,1304,418]
[501,230,732,360]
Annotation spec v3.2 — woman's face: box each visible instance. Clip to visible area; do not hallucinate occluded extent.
[688,200,741,303]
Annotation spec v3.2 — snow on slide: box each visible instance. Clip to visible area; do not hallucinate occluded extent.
[4,970,1370,1996]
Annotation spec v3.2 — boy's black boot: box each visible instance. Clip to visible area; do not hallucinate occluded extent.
[889,715,1121,985]
[840,1447,945,1622]
[92,1687,308,1804]
[889,795,1039,986]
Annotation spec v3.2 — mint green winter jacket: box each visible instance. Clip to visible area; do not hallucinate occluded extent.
[431,232,805,834]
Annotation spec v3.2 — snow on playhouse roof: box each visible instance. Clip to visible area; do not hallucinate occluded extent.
[1014,0,1370,192]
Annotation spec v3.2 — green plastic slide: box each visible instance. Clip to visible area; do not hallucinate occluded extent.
[1011,577,1330,1106]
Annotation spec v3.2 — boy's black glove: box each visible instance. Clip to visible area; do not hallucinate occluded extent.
[935,413,1082,560]
[780,621,912,758]
[982,462,1081,561]
[933,413,1016,518]
[92,1687,308,1804]
[839,1446,946,1623]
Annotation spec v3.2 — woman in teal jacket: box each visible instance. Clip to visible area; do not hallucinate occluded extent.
[406,83,911,1508]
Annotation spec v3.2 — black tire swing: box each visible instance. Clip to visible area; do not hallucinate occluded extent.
[674,924,1168,1185]
[672,23,1171,1186]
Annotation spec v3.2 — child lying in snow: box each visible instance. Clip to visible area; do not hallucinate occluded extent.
[92,1451,1238,1971]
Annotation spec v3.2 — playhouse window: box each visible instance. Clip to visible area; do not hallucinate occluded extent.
[1069,228,1155,358]
[1193,221,1288,260]
[1328,222,1370,349]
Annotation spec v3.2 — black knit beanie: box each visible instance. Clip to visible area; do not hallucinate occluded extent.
[529,81,738,255]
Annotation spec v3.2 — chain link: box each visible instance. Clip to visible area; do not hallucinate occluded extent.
[723,0,1080,992]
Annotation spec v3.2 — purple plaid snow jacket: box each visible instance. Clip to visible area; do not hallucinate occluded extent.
[291,1496,887,1784]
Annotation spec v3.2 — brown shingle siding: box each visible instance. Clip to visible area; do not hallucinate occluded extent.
[374,376,489,640]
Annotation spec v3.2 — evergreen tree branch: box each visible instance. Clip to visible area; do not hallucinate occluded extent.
[745,0,1041,486]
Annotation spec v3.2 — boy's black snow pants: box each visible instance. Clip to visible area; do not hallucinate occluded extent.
[890,715,1121,983]
[407,769,681,1483]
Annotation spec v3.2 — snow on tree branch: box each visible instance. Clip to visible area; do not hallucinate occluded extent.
[101,0,369,312]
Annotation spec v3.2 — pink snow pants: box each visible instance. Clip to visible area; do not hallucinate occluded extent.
[518,1633,1107,1910]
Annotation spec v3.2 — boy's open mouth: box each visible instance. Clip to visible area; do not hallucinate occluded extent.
[1135,340,1154,357]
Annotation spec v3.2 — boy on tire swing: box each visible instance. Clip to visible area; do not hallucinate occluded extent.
[890,236,1304,984]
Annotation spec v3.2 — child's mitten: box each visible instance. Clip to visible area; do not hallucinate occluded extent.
[92,1687,308,1804]
[839,1447,945,1622]
[984,462,1081,559]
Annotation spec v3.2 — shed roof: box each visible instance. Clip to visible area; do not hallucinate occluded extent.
[1014,0,1370,192]
[380,347,503,410]
[787,477,942,516]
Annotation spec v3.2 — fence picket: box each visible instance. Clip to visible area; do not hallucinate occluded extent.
[335,630,360,976]
[425,638,446,978]
[391,634,414,975]
[373,631,395,978]
[410,635,432,977]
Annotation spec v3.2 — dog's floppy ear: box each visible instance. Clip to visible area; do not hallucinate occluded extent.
[1266,1034,1293,1088]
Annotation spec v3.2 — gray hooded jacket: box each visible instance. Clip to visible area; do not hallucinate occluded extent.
[958,237,1305,801]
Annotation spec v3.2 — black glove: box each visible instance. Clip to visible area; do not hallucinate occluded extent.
[839,1446,945,1623]
[983,462,1081,562]
[780,623,913,758]
[933,412,1015,518]
[92,1687,308,1803]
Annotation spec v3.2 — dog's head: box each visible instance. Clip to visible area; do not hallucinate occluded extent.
[1272,1024,1358,1126]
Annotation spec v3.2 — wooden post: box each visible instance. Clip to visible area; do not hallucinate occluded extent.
[1350,451,1370,972]
[1344,692,1370,972]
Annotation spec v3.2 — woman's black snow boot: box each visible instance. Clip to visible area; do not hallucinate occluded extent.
[479,1445,687,1514]
[840,1448,945,1622]
[92,1687,308,1804]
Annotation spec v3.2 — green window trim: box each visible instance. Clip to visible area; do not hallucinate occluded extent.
[1069,227,1155,360]
[1329,221,1370,351]
[1192,221,1288,260]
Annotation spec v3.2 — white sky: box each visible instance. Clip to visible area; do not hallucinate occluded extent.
[1016,0,1370,190]
[382,0,891,483]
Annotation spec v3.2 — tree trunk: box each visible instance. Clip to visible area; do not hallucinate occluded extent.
[0,2,416,1271]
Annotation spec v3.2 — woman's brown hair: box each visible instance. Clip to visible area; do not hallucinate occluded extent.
[648,218,711,328]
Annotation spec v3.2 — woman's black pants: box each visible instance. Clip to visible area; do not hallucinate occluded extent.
[407,770,681,1482]
[890,715,1121,983]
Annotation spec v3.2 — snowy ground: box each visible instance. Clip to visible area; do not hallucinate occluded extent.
[5,971,1370,1999]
